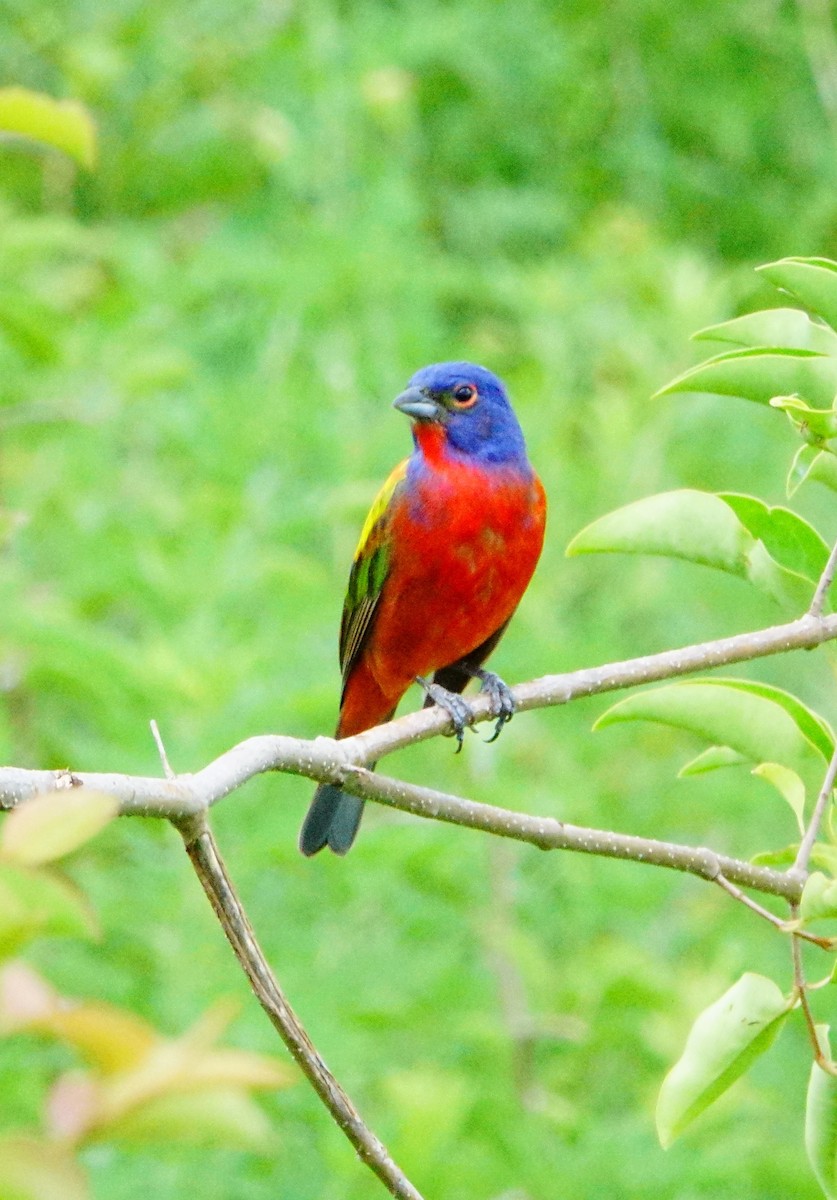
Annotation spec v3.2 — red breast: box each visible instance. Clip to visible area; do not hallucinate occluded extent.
[338,451,545,734]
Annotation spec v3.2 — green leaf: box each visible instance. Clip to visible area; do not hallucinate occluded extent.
[0,87,97,169]
[0,864,97,958]
[759,258,837,333]
[0,1133,90,1200]
[786,444,837,494]
[567,490,751,571]
[788,445,822,497]
[656,973,790,1147]
[741,842,837,870]
[567,489,825,609]
[655,347,837,410]
[814,845,837,876]
[1,792,118,866]
[806,1026,837,1200]
[678,746,748,777]
[595,679,832,784]
[769,395,837,443]
[751,764,806,833]
[808,451,837,495]
[800,873,837,924]
[718,493,829,582]
[751,844,798,867]
[694,308,837,354]
[725,679,835,762]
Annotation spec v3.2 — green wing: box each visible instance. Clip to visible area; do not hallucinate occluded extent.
[339,458,408,684]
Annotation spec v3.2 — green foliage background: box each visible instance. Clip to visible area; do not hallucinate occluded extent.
[4,1,837,1196]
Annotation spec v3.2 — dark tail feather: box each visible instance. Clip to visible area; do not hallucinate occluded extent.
[299,784,364,856]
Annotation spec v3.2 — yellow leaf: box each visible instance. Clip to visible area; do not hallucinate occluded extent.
[41,1003,158,1074]
[0,86,97,168]
[187,1047,295,1091]
[1,791,118,865]
[0,1132,90,1200]
[0,963,155,1071]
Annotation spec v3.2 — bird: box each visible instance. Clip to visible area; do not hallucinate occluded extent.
[300,361,547,856]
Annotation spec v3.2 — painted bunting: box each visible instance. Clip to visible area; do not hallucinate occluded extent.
[300,362,547,856]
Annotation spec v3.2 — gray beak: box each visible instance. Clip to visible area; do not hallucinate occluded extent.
[392,386,443,422]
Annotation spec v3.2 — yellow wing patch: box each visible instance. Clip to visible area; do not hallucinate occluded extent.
[353,459,409,561]
[339,458,409,683]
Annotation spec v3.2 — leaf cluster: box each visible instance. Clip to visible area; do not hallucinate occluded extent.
[570,259,837,1193]
[0,793,291,1200]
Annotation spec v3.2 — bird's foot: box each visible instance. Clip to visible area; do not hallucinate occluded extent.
[472,669,516,742]
[416,676,475,753]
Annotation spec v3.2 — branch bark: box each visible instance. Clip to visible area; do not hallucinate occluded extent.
[2,610,836,820]
[178,816,425,1200]
[1,611,835,905]
[340,766,802,900]
[793,744,837,878]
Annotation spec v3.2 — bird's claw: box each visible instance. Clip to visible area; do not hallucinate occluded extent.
[474,669,516,742]
[416,676,475,752]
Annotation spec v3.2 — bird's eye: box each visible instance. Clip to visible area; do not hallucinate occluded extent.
[452,383,477,408]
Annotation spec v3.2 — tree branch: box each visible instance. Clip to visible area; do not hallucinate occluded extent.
[713,873,831,948]
[1,611,835,904]
[4,610,837,1196]
[2,610,837,819]
[340,766,802,900]
[810,538,837,618]
[177,815,425,1200]
[791,902,837,1075]
[793,744,837,879]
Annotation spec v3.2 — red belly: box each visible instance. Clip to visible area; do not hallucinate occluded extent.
[338,462,546,736]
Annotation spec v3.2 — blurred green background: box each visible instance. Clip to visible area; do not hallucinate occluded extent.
[4,1,837,1196]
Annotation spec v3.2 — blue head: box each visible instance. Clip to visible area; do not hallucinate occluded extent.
[393,361,529,467]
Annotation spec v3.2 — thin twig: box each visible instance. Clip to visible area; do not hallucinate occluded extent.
[713,873,832,948]
[177,816,425,1200]
[793,745,837,878]
[810,536,837,618]
[150,719,175,780]
[805,967,837,990]
[790,903,837,1075]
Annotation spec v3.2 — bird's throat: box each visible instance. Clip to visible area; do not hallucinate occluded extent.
[413,421,449,466]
